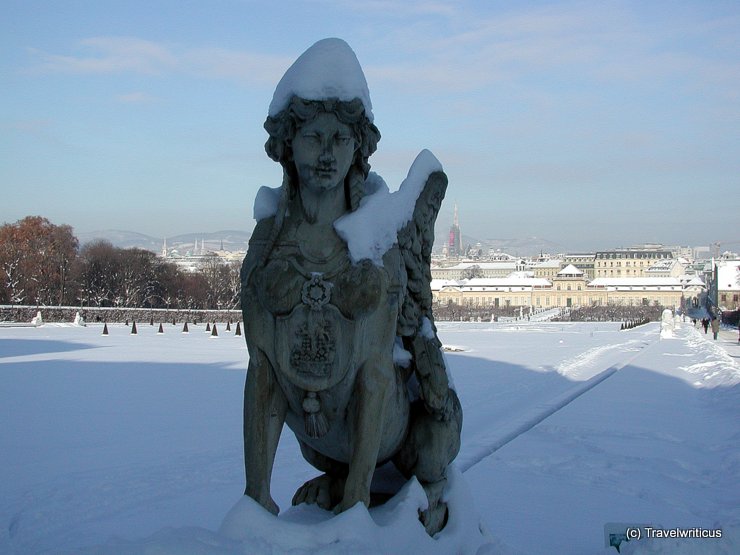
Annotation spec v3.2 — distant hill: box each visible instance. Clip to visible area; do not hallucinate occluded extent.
[76,230,163,252]
[476,236,570,257]
[167,231,251,254]
[441,235,571,257]
[81,229,568,258]
[77,230,251,254]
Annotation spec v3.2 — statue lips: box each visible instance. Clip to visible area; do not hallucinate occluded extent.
[315,164,336,176]
[313,165,339,187]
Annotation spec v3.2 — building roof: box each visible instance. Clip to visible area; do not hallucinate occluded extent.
[717,260,740,291]
[464,277,552,287]
[432,261,520,270]
[529,260,562,268]
[588,277,682,289]
[646,260,676,271]
[688,277,706,287]
[557,264,583,276]
[430,279,464,289]
[680,275,706,287]
[431,277,551,291]
[596,250,672,258]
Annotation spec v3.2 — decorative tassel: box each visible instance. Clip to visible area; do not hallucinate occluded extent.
[305,411,329,439]
[303,391,329,438]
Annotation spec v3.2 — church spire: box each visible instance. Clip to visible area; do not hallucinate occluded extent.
[447,202,463,258]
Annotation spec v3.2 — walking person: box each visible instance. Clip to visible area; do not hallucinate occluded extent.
[702,318,709,334]
[710,317,720,340]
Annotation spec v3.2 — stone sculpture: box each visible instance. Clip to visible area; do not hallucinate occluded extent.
[660,308,674,339]
[74,311,86,327]
[240,38,461,534]
[31,311,43,326]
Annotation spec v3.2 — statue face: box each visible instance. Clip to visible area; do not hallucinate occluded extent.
[291,112,357,193]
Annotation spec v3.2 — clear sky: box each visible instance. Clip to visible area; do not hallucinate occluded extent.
[2,0,739,252]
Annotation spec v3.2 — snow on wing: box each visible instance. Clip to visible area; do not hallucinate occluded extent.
[396,170,453,416]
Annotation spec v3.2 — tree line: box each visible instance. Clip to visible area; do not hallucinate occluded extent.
[0,216,241,310]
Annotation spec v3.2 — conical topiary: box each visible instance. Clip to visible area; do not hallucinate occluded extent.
[206,322,211,332]
[235,321,242,336]
[211,324,218,337]
[226,321,231,332]
[131,321,138,335]
[182,321,189,333]
[158,323,164,334]
[102,323,109,335]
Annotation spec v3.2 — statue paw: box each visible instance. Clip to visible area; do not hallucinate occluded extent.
[292,473,345,511]
[420,500,449,535]
[419,478,449,535]
[246,490,280,515]
[332,493,368,515]
[264,497,280,516]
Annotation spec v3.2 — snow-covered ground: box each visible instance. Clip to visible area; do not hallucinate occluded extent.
[1,319,738,554]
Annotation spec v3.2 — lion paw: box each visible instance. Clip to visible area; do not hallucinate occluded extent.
[419,478,449,535]
[292,473,345,511]
[246,486,280,515]
[420,501,449,535]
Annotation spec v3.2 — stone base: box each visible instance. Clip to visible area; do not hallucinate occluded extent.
[221,465,498,554]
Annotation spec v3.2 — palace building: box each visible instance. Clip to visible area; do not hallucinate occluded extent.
[432,272,698,310]
[594,248,673,278]
[430,260,526,280]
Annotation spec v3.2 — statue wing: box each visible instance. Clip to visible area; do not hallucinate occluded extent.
[396,170,453,419]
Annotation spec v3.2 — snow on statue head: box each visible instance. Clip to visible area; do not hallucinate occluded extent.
[269,38,373,121]
[263,38,380,213]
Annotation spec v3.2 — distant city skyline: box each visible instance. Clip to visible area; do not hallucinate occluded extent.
[2,1,739,252]
[72,225,732,260]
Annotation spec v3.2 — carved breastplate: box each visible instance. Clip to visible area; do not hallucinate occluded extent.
[252,244,384,392]
[254,247,383,320]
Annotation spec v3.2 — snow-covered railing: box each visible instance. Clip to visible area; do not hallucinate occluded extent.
[0,305,242,324]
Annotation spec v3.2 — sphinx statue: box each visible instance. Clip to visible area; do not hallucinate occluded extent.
[240,38,461,534]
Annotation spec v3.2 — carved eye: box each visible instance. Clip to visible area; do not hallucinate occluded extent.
[336,136,352,146]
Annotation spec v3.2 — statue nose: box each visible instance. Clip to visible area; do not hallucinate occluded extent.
[319,148,335,163]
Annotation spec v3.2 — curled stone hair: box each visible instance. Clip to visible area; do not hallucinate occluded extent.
[255,97,381,268]
[264,96,381,212]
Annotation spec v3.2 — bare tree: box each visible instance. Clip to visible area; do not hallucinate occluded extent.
[74,240,119,307]
[0,223,25,304]
[462,264,483,280]
[0,216,78,306]
[117,249,157,307]
[1,215,245,311]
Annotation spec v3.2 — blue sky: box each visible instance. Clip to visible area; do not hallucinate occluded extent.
[2,0,739,252]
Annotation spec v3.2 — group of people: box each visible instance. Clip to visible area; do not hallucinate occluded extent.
[698,316,722,340]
